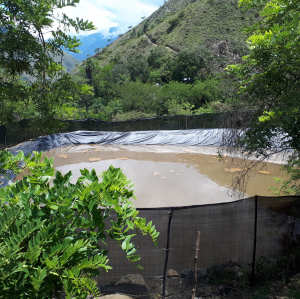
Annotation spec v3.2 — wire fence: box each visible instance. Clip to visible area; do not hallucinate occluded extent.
[95,195,300,289]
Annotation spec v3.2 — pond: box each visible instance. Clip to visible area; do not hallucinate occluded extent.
[17,144,286,208]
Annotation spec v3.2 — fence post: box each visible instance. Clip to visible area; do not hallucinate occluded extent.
[285,216,291,284]
[192,231,201,299]
[4,125,7,147]
[251,195,258,286]
[162,208,173,298]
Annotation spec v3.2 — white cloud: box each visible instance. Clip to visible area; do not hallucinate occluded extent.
[49,0,162,38]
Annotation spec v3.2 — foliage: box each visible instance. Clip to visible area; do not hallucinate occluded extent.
[0,0,94,77]
[84,0,255,70]
[0,0,95,122]
[113,82,160,113]
[226,0,300,194]
[167,98,194,115]
[112,111,156,122]
[147,47,165,70]
[126,55,150,83]
[0,150,25,178]
[0,151,159,298]
[105,100,123,121]
[167,17,180,33]
[171,46,210,83]
[55,104,81,121]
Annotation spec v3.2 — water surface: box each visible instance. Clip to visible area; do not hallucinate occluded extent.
[17,144,285,208]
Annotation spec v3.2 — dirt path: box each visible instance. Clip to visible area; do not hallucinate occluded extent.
[143,34,178,55]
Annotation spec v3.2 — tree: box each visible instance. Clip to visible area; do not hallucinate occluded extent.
[171,46,210,83]
[225,0,300,194]
[76,83,94,115]
[126,55,150,83]
[0,0,94,76]
[0,0,95,118]
[147,47,164,70]
[0,3,160,296]
[92,63,116,101]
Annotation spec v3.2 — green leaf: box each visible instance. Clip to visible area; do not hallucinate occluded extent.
[121,240,127,251]
[128,255,140,262]
[126,220,134,230]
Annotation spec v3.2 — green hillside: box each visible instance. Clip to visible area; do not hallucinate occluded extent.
[57,52,81,73]
[21,51,80,82]
[66,0,260,122]
[81,0,256,69]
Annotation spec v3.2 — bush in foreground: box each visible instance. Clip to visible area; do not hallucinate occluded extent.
[0,151,159,298]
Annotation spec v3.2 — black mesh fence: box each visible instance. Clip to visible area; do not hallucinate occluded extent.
[0,113,229,146]
[95,196,300,286]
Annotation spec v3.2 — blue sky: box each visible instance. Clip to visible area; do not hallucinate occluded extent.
[55,0,165,39]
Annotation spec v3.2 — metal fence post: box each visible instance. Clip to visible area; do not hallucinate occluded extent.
[186,115,188,129]
[162,208,173,297]
[285,216,292,284]
[4,125,7,147]
[251,195,258,286]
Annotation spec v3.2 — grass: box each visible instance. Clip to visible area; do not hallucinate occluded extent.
[70,0,258,72]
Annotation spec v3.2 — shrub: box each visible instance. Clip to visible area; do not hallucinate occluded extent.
[155,18,163,24]
[137,30,144,37]
[112,111,156,121]
[149,70,162,83]
[0,151,159,298]
[178,11,185,18]
[167,17,180,33]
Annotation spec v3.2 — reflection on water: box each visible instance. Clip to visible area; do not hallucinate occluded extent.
[17,144,286,208]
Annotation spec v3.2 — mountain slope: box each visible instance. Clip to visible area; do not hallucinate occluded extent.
[54,52,81,73]
[85,0,256,68]
[64,32,117,61]
[21,51,81,82]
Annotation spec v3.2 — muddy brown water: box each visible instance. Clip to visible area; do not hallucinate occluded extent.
[17,144,286,208]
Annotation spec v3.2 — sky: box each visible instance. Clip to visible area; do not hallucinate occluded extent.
[54,0,165,39]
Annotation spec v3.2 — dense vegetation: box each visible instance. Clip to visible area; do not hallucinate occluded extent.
[0,1,159,298]
[0,0,254,127]
[1,0,300,297]
[225,0,300,195]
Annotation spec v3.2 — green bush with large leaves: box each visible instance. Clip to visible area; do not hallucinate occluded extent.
[0,151,159,298]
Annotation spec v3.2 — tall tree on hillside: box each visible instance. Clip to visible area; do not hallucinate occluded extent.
[126,55,150,83]
[226,0,300,194]
[171,46,211,83]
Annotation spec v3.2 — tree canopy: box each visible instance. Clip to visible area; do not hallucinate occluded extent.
[0,0,95,77]
[0,0,95,122]
[227,0,300,194]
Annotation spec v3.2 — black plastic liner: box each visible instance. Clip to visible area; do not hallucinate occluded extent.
[0,128,224,188]
[0,113,228,146]
[11,128,225,154]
